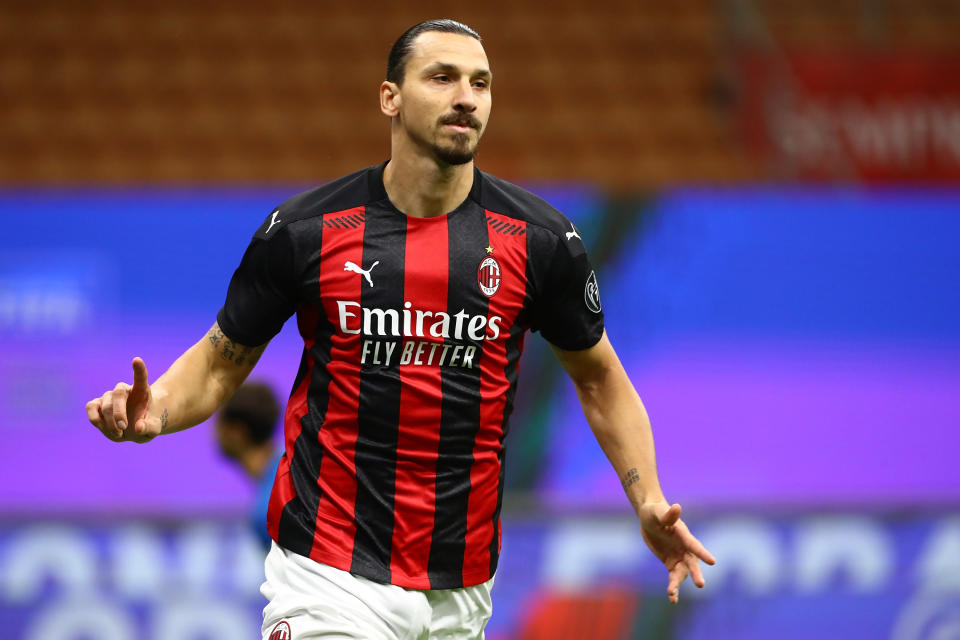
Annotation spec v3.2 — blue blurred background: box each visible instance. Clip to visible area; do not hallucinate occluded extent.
[2,2,960,639]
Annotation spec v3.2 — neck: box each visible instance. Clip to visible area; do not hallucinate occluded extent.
[383,135,474,219]
[240,443,276,480]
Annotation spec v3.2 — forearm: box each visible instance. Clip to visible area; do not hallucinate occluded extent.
[151,324,265,434]
[553,334,714,601]
[574,362,666,512]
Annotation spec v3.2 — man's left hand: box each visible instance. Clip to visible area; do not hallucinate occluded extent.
[638,501,716,603]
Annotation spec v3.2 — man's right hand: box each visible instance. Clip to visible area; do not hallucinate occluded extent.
[86,357,164,443]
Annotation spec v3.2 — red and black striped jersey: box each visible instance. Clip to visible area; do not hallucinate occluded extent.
[217,163,604,589]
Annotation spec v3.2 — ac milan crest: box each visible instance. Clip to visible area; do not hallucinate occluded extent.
[269,621,291,640]
[477,256,501,297]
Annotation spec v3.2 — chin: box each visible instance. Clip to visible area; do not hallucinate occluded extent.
[434,140,478,166]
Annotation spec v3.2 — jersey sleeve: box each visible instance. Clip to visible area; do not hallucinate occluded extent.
[216,211,297,346]
[532,230,605,351]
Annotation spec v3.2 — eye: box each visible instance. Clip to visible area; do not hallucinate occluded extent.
[433,75,451,83]
[473,80,488,89]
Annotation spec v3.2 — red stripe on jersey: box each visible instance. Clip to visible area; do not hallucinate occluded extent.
[266,303,318,542]
[463,212,529,578]
[310,207,366,567]
[390,216,449,587]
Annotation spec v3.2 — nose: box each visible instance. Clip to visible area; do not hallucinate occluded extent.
[453,78,477,112]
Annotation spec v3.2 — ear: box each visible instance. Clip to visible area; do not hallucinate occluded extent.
[380,81,401,117]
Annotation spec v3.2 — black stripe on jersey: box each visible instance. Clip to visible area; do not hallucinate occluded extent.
[279,245,336,558]
[428,207,490,588]
[351,202,406,582]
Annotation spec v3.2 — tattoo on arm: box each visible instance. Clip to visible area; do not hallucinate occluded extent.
[622,467,641,490]
[208,326,225,348]
[205,324,266,367]
[160,408,168,431]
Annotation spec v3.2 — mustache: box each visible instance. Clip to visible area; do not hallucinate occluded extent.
[438,113,481,130]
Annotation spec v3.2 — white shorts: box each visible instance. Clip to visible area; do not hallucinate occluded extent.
[261,542,494,640]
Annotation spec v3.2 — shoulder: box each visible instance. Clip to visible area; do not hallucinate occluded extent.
[475,170,575,239]
[252,166,379,240]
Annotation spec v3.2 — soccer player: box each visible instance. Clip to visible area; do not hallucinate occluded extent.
[214,381,283,549]
[86,18,715,639]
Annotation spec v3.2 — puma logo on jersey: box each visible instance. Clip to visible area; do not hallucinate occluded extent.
[344,260,379,287]
[566,224,581,242]
[266,210,281,234]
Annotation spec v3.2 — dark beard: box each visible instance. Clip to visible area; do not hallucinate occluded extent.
[434,133,477,166]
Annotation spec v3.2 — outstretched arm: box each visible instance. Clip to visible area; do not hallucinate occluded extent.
[551,330,716,603]
[85,322,267,443]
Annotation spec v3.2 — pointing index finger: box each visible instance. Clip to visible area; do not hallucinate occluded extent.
[131,357,149,389]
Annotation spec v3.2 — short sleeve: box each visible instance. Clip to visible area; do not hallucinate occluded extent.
[533,232,605,350]
[216,211,297,346]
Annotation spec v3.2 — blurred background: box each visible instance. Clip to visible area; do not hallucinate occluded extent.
[2,0,959,638]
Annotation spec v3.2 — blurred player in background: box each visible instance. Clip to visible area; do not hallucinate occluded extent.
[86,18,715,639]
[214,381,283,550]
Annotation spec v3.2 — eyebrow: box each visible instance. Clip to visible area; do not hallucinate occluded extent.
[422,62,492,80]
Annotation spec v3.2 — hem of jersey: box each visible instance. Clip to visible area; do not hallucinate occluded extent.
[281,541,494,591]
[544,326,605,352]
[215,309,271,348]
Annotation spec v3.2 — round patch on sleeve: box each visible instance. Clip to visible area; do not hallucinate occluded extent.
[584,270,602,313]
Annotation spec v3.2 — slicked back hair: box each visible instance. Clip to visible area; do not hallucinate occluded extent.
[386,19,482,85]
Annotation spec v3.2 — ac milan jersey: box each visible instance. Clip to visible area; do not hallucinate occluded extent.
[217,163,604,589]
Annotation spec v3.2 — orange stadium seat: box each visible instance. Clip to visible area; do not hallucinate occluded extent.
[3,0,959,186]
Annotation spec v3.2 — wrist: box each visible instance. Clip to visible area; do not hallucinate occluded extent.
[620,469,664,503]
[148,385,171,432]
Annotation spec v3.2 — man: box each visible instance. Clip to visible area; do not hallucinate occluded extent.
[86,18,715,639]
[214,381,283,549]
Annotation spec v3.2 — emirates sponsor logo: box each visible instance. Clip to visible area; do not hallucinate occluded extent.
[336,301,502,370]
[269,621,291,640]
[477,256,501,297]
[336,301,501,342]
